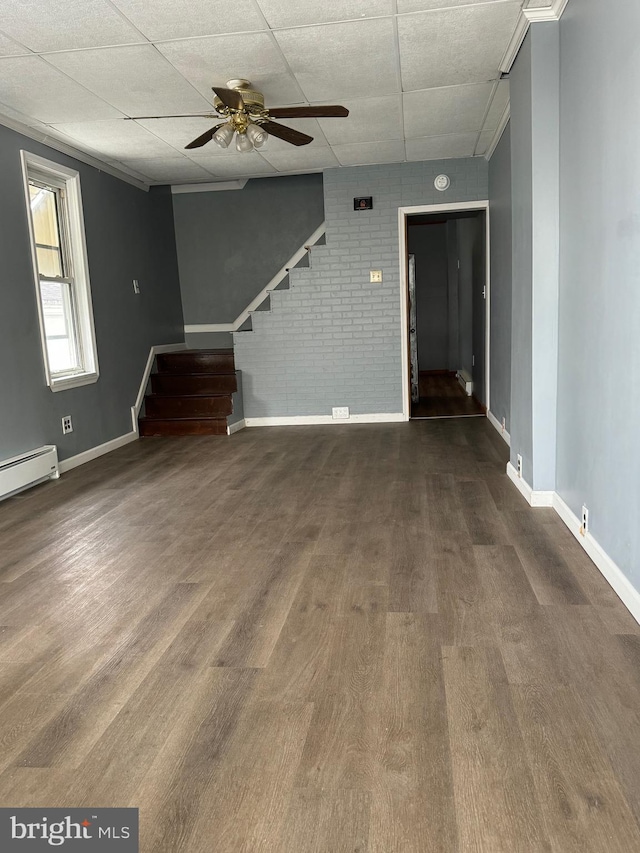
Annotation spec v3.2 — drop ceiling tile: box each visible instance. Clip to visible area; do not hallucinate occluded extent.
[483,79,509,131]
[403,83,493,138]
[136,117,226,155]
[317,94,402,145]
[333,139,405,166]
[475,130,494,156]
[198,154,276,178]
[50,119,183,158]
[405,132,477,161]
[260,146,340,172]
[118,156,213,182]
[398,0,512,11]
[0,0,143,53]
[0,31,30,57]
[111,0,268,41]
[0,56,123,123]
[274,18,399,102]
[45,45,212,117]
[157,32,304,107]
[397,2,522,91]
[256,0,392,28]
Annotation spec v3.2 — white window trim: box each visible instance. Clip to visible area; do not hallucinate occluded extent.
[20,150,99,392]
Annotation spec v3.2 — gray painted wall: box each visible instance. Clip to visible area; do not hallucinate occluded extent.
[174,174,324,325]
[408,223,450,371]
[0,123,184,462]
[509,32,534,484]
[556,0,640,587]
[470,215,487,405]
[488,122,512,430]
[234,158,488,417]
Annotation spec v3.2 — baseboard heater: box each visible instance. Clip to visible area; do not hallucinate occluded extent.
[0,445,59,501]
[457,370,473,396]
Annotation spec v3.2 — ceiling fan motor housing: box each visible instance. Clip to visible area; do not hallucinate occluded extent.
[212,79,265,114]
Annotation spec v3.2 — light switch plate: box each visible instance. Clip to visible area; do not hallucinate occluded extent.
[370,270,383,283]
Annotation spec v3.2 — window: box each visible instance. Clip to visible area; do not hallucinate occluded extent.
[21,151,99,391]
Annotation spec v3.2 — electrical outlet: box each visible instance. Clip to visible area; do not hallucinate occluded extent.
[472,355,475,367]
[62,415,73,435]
[501,416,506,432]
[332,406,349,420]
[581,505,589,536]
[516,454,523,477]
[132,279,140,294]
[369,270,383,283]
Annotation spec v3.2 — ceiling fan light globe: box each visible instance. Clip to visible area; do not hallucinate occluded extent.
[212,123,234,148]
[246,123,268,148]
[236,132,254,153]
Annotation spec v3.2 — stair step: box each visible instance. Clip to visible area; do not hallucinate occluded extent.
[151,373,237,395]
[145,394,233,418]
[157,349,235,375]
[139,417,228,436]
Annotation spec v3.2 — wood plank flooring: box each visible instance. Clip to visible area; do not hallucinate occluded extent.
[412,372,486,418]
[1,420,640,851]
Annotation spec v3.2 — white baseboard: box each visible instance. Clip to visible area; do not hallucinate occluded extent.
[227,419,246,435]
[487,410,511,446]
[506,462,553,507]
[131,342,187,432]
[552,494,640,625]
[59,431,138,474]
[505,464,640,625]
[244,413,406,427]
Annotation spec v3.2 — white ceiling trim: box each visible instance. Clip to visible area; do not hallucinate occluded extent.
[523,0,570,23]
[0,113,148,190]
[501,0,568,72]
[484,101,510,161]
[171,179,248,193]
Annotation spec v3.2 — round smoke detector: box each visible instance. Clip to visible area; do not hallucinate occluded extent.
[434,174,450,192]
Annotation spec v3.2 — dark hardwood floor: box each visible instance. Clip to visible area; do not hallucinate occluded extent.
[1,420,640,852]
[412,371,486,418]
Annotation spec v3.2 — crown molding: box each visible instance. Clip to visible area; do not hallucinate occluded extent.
[501,0,569,72]
[523,0,570,23]
[171,179,248,193]
[0,113,149,192]
[484,102,511,161]
[499,12,530,73]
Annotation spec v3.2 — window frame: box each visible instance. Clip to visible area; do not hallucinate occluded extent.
[21,151,99,392]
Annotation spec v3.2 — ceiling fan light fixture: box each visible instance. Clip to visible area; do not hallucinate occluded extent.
[212,123,234,148]
[246,122,268,149]
[236,131,254,153]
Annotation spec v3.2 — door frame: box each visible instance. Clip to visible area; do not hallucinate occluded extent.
[398,200,491,421]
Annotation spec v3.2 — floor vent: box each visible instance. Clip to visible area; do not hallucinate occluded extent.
[0,445,59,501]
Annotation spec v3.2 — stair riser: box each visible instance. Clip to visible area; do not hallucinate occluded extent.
[151,374,237,395]
[157,352,235,374]
[139,418,228,436]
[145,396,232,418]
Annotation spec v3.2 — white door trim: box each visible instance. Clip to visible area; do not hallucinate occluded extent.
[398,201,491,421]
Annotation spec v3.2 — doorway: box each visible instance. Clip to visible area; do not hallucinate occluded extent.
[398,202,490,421]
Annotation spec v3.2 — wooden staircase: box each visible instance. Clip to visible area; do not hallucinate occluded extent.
[139,349,237,436]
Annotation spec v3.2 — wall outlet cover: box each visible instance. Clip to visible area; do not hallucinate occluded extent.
[133,279,140,294]
[369,270,383,283]
[516,453,523,477]
[332,407,350,419]
[581,505,589,536]
[62,415,73,435]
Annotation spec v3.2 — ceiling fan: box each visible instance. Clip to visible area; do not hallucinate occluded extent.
[127,79,349,153]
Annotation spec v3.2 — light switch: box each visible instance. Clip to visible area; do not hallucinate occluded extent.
[370,270,383,283]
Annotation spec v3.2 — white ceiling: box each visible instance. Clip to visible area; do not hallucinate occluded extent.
[0,0,552,186]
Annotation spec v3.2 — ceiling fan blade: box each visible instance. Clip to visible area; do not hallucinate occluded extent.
[185,123,225,150]
[124,114,215,120]
[268,105,349,119]
[260,120,313,147]
[212,86,245,111]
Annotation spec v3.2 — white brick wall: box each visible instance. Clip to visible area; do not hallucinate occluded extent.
[234,158,488,418]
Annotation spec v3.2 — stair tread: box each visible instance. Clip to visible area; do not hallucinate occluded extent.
[140,415,227,421]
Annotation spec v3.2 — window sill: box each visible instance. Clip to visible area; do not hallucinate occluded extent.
[49,371,99,392]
